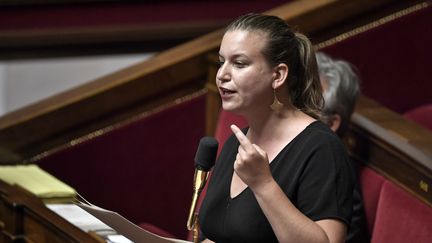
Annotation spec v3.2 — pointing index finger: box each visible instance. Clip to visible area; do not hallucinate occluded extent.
[230,124,253,150]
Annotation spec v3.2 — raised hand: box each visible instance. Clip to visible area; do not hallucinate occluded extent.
[230,124,274,192]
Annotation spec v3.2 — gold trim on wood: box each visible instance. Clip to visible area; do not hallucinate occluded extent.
[420,180,429,193]
[28,89,207,163]
[315,2,429,50]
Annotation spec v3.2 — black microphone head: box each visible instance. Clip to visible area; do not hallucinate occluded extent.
[194,137,218,171]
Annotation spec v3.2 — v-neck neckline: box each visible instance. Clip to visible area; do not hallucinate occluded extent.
[229,121,319,200]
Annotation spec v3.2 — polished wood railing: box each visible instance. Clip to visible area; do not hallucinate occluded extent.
[347,96,432,206]
[0,0,413,164]
[0,180,103,243]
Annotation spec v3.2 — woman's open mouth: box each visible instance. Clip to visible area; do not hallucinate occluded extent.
[220,87,236,96]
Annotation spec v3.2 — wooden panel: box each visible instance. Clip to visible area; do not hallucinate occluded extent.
[0,180,102,243]
[0,195,20,240]
[0,35,214,163]
[0,20,227,59]
[0,0,289,59]
[0,0,405,50]
[345,96,432,206]
[205,53,221,136]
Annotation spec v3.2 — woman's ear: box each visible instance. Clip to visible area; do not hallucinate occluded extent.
[272,63,289,89]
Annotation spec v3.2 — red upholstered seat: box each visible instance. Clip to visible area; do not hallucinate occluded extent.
[214,109,247,154]
[358,166,385,235]
[403,104,432,131]
[371,180,432,243]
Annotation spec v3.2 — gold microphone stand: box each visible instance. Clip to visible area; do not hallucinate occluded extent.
[187,169,208,243]
[192,213,200,243]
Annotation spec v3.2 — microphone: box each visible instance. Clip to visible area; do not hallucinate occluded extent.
[187,137,218,233]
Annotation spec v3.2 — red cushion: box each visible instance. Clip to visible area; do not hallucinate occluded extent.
[371,180,432,243]
[358,166,385,234]
[214,110,247,153]
[403,104,432,130]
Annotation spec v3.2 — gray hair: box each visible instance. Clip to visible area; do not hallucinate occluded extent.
[316,52,360,136]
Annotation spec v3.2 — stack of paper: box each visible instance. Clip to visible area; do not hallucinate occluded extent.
[47,204,133,243]
[0,164,76,203]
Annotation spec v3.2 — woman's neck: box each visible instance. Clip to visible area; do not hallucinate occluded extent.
[245,107,306,143]
[237,107,312,162]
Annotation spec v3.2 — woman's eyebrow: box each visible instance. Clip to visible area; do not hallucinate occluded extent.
[219,53,249,60]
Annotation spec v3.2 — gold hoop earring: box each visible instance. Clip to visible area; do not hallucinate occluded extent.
[270,89,284,111]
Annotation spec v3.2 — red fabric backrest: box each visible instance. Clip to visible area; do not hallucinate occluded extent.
[403,104,432,131]
[214,109,247,154]
[358,166,385,234]
[38,95,206,239]
[371,180,432,243]
[321,5,432,114]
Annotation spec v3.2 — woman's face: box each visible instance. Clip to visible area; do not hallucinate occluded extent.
[216,30,275,113]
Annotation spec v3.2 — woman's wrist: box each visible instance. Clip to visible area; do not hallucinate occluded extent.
[250,176,278,198]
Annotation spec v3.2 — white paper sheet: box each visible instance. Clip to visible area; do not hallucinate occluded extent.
[47,204,134,243]
[47,204,113,232]
[77,203,191,243]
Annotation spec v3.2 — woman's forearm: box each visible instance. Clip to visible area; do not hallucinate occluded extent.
[252,179,344,243]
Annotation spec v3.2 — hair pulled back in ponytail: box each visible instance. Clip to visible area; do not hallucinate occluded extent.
[292,32,323,119]
[226,13,323,119]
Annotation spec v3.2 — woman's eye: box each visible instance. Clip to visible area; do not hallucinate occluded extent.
[234,62,247,68]
[218,61,224,67]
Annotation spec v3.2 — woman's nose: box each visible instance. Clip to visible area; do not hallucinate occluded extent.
[216,64,230,83]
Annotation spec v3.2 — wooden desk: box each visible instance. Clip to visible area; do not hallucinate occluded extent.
[0,180,103,243]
